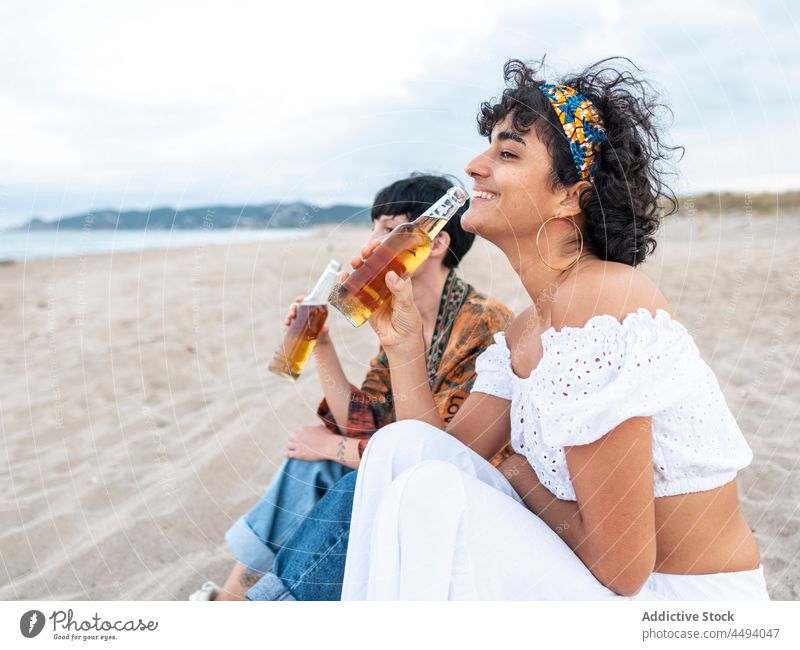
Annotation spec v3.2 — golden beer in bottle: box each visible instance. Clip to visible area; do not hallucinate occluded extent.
[328,186,468,327]
[269,259,341,380]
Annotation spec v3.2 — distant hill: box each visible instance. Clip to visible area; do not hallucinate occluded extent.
[13,202,371,231]
[10,190,800,232]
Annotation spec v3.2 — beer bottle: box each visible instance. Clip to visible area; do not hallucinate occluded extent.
[328,186,467,327]
[269,259,341,380]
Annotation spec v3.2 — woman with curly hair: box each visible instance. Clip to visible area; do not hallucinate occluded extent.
[338,57,769,600]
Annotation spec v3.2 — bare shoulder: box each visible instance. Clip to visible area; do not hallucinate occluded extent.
[503,304,541,338]
[552,260,675,329]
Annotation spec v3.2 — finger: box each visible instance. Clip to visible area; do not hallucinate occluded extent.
[320,324,329,335]
[359,239,381,260]
[339,270,349,283]
[385,271,414,306]
[350,254,363,270]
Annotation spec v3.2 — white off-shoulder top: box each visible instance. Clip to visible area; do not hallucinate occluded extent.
[472,308,753,501]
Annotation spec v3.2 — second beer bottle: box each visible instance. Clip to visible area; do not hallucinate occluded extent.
[269,259,341,381]
[328,186,468,327]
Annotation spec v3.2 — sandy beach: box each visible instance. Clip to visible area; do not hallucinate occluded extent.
[1,214,798,600]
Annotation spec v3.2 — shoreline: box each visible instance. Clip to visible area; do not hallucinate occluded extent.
[0,227,351,264]
[1,211,794,264]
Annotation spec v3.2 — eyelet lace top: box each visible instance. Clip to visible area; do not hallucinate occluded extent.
[472,308,753,501]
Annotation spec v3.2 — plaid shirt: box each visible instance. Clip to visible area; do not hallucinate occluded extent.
[317,270,514,465]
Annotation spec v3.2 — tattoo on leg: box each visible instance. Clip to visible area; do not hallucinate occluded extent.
[238,571,261,589]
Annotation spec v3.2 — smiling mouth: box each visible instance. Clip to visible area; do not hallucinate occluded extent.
[473,190,499,200]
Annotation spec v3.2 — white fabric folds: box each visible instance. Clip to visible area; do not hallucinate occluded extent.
[341,421,769,601]
[472,309,753,500]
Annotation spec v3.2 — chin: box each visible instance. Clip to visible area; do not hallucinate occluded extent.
[460,207,480,234]
[462,207,500,242]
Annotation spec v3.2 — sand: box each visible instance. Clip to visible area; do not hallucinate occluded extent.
[0,214,798,600]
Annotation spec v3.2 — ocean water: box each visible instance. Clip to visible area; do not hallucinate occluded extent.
[0,228,314,262]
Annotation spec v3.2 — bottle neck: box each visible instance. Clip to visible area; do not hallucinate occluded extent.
[304,261,341,304]
[412,214,451,239]
[410,186,467,240]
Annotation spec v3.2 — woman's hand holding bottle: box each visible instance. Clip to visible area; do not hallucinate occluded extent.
[342,240,423,354]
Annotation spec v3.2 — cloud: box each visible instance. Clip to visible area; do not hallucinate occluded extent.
[0,0,797,227]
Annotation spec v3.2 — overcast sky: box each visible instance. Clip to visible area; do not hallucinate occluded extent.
[0,0,797,228]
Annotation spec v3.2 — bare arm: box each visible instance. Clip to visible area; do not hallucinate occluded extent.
[528,264,668,595]
[312,333,351,432]
[445,391,511,460]
[383,336,443,428]
[284,297,352,432]
[342,241,514,458]
[346,242,444,428]
[501,415,656,597]
[385,340,515,461]
[499,452,582,539]
[372,276,512,447]
[285,424,362,469]
[563,416,656,596]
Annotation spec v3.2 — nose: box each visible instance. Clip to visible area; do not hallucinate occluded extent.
[465,151,490,180]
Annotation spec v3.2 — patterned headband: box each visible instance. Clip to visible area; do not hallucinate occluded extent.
[539,83,607,181]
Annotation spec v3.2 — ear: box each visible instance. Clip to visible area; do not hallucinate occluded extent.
[559,181,590,219]
[429,230,451,262]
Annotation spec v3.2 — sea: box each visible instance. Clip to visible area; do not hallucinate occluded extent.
[0,228,315,263]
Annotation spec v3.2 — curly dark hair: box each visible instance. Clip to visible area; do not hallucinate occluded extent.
[478,57,681,266]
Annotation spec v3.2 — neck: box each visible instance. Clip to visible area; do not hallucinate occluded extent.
[496,236,588,316]
[411,264,451,332]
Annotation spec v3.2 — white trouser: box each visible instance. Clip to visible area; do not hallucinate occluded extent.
[341,420,770,601]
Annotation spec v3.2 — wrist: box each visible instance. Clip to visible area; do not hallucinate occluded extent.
[329,434,357,465]
[383,332,425,359]
[314,336,335,362]
[323,432,342,460]
[315,332,333,348]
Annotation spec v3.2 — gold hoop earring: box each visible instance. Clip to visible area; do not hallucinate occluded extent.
[535,216,584,272]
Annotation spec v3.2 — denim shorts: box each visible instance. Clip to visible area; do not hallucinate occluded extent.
[225,457,352,574]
